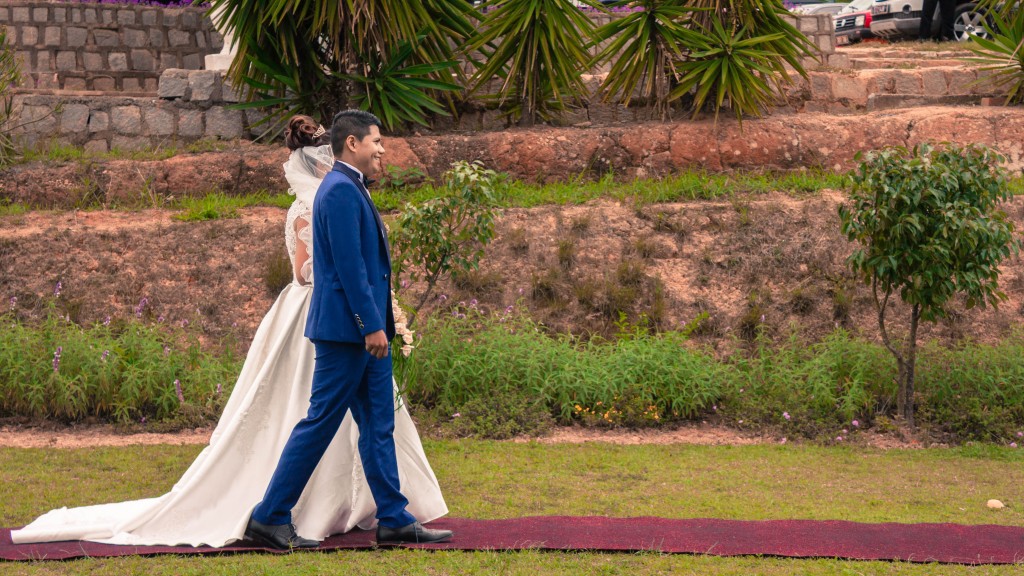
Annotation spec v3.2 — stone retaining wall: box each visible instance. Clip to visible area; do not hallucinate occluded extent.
[1,6,838,149]
[0,0,221,93]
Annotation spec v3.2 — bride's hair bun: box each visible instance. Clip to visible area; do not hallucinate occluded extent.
[285,115,328,150]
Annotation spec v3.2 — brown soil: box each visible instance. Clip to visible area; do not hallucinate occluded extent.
[3,194,1022,355]
[0,421,924,450]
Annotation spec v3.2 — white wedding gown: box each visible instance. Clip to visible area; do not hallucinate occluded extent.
[11,146,448,547]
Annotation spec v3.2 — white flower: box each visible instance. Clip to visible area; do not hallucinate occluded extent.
[400,344,413,357]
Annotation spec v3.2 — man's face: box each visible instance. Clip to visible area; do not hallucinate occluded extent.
[348,125,384,178]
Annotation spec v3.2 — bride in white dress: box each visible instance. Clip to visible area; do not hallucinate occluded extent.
[12,115,448,547]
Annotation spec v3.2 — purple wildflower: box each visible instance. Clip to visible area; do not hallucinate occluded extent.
[174,379,184,404]
[216,382,222,396]
[134,297,149,318]
[101,350,109,362]
[8,296,15,310]
[783,412,791,420]
[52,346,62,372]
[103,316,111,326]
[852,420,860,428]
[53,281,62,297]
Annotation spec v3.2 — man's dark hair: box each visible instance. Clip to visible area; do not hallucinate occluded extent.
[330,110,382,157]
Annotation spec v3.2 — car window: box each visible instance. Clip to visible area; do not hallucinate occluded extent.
[839,0,873,13]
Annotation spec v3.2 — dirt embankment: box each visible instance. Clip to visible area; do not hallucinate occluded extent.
[4,108,1024,208]
[3,192,1023,356]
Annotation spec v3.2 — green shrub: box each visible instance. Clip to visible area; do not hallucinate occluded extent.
[0,25,23,168]
[0,300,239,424]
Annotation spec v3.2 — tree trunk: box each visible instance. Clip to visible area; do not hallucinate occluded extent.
[901,304,921,428]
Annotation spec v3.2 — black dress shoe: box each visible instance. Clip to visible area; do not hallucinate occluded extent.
[377,521,453,544]
[245,516,319,550]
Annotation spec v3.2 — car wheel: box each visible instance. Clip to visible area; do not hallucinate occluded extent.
[953,3,989,42]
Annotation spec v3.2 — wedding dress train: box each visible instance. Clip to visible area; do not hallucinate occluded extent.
[11,145,447,547]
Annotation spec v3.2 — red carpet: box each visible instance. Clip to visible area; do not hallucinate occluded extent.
[3,517,1023,564]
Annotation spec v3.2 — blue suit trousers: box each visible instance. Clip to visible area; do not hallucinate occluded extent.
[251,340,416,529]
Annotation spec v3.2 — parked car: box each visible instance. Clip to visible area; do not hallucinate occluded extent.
[835,0,877,44]
[792,2,851,15]
[870,0,990,41]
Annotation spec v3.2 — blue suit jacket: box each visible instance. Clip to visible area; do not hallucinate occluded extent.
[305,161,395,343]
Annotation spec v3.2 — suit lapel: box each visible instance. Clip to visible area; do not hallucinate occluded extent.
[334,162,390,262]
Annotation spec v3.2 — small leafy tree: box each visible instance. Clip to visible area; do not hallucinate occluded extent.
[838,144,1020,428]
[391,161,499,326]
[466,0,603,126]
[0,25,23,167]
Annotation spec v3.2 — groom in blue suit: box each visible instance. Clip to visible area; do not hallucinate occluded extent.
[246,110,453,549]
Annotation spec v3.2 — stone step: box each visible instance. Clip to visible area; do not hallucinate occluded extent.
[849,57,968,69]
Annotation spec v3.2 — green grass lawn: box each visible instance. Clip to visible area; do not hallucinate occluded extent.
[1,441,1022,575]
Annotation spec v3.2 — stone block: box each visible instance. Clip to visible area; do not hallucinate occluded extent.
[88,110,110,132]
[816,34,834,56]
[222,79,242,103]
[21,104,57,134]
[66,27,88,48]
[101,9,115,26]
[196,31,207,49]
[179,109,204,137]
[799,16,818,33]
[63,77,86,90]
[182,54,202,70]
[70,7,82,24]
[14,51,32,70]
[205,106,243,139]
[60,104,90,133]
[112,105,142,134]
[93,29,119,48]
[160,52,180,70]
[109,52,128,71]
[828,53,851,69]
[0,8,8,21]
[893,71,922,94]
[53,7,67,23]
[84,9,97,24]
[921,68,948,95]
[141,10,158,27]
[189,70,221,103]
[12,8,30,23]
[809,72,832,100]
[181,12,199,29]
[82,51,104,71]
[245,108,267,137]
[32,7,48,23]
[144,106,176,136]
[117,10,136,26]
[111,135,149,151]
[43,26,61,47]
[55,51,78,71]
[125,28,148,48]
[157,69,189,99]
[93,76,115,91]
[211,31,224,51]
[21,26,38,46]
[34,53,53,72]
[35,73,59,89]
[123,77,142,92]
[831,74,868,105]
[163,12,177,27]
[84,139,109,154]
[131,49,155,71]
[168,29,191,47]
[149,28,165,49]
[945,68,976,95]
[144,78,158,92]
